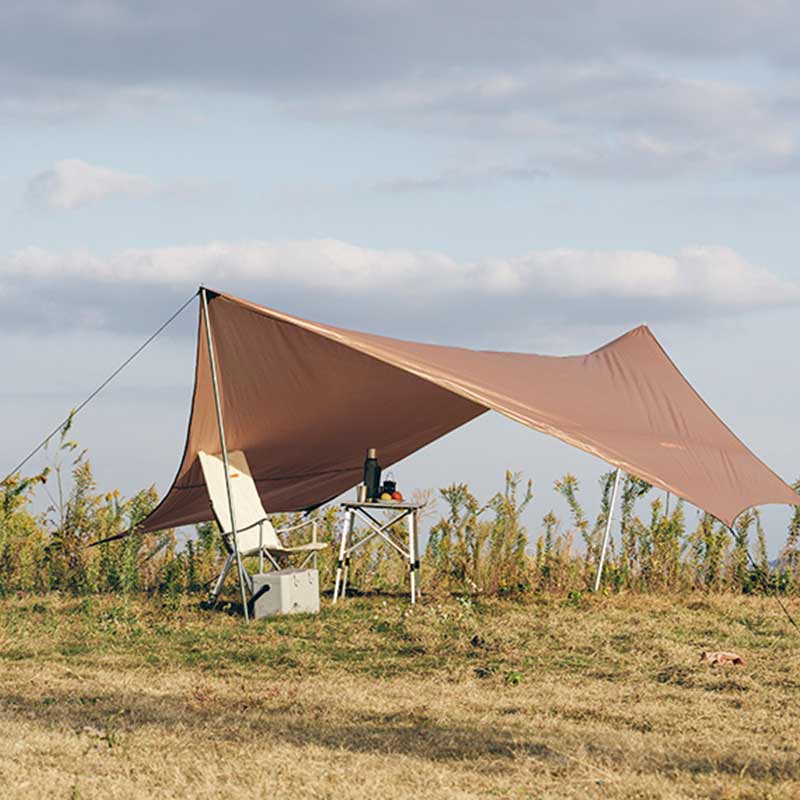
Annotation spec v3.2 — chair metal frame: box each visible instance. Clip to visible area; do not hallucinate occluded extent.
[210,516,321,604]
[197,447,327,609]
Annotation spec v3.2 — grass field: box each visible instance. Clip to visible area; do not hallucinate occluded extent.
[1,591,799,799]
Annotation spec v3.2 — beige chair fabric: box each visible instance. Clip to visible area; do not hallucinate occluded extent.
[198,449,326,557]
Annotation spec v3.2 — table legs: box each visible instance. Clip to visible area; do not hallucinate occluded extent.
[333,508,354,603]
[408,511,417,604]
[334,507,420,604]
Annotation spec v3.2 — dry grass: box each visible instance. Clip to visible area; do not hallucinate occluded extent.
[1,591,799,799]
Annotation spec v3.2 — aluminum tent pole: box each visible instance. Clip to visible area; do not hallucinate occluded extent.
[594,467,622,593]
[201,288,250,622]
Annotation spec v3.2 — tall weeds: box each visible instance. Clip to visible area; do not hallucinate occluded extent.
[2,432,800,598]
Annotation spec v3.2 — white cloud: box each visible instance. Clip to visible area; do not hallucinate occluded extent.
[376,164,548,192]
[3,239,798,312]
[3,6,800,179]
[26,158,156,210]
[310,66,800,179]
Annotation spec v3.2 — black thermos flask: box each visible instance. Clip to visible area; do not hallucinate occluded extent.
[363,447,381,501]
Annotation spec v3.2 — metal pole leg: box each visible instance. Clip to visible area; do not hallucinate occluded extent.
[341,511,354,600]
[342,552,351,600]
[333,509,352,603]
[312,520,319,572]
[210,553,235,605]
[408,511,417,605]
[202,288,250,622]
[594,467,622,592]
[412,510,420,602]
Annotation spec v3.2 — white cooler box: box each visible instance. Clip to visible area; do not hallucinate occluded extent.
[251,568,320,618]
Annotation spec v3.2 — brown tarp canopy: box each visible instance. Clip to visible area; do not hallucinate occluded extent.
[137,289,799,533]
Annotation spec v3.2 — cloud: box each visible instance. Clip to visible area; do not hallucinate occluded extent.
[3,2,800,95]
[0,71,176,123]
[26,159,156,210]
[2,240,798,340]
[3,4,800,179]
[376,164,548,193]
[315,66,800,179]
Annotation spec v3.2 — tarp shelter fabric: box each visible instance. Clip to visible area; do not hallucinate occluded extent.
[137,290,800,534]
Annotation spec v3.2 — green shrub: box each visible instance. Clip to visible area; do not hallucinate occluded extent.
[3,431,800,599]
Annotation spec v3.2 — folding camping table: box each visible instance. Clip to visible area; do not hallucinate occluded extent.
[333,500,423,604]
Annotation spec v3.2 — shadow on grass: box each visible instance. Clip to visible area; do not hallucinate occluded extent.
[3,685,799,782]
[0,685,558,766]
[204,586,418,616]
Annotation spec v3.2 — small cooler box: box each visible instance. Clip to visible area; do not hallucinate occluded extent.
[251,568,320,618]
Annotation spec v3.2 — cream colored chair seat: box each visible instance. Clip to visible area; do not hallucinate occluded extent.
[198,450,327,604]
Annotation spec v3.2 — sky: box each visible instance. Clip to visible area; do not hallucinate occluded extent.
[1,1,799,553]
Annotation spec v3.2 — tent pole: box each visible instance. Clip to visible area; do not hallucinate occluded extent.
[594,467,622,592]
[201,288,250,623]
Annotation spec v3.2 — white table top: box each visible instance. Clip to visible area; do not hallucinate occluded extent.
[342,500,423,511]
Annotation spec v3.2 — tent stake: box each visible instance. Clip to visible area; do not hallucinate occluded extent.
[201,288,250,622]
[594,467,622,592]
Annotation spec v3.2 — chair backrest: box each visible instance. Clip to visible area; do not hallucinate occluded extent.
[198,450,281,554]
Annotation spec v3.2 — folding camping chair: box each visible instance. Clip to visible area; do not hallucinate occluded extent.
[198,450,327,605]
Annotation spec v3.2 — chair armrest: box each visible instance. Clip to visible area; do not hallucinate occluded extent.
[276,518,321,555]
[275,517,316,535]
